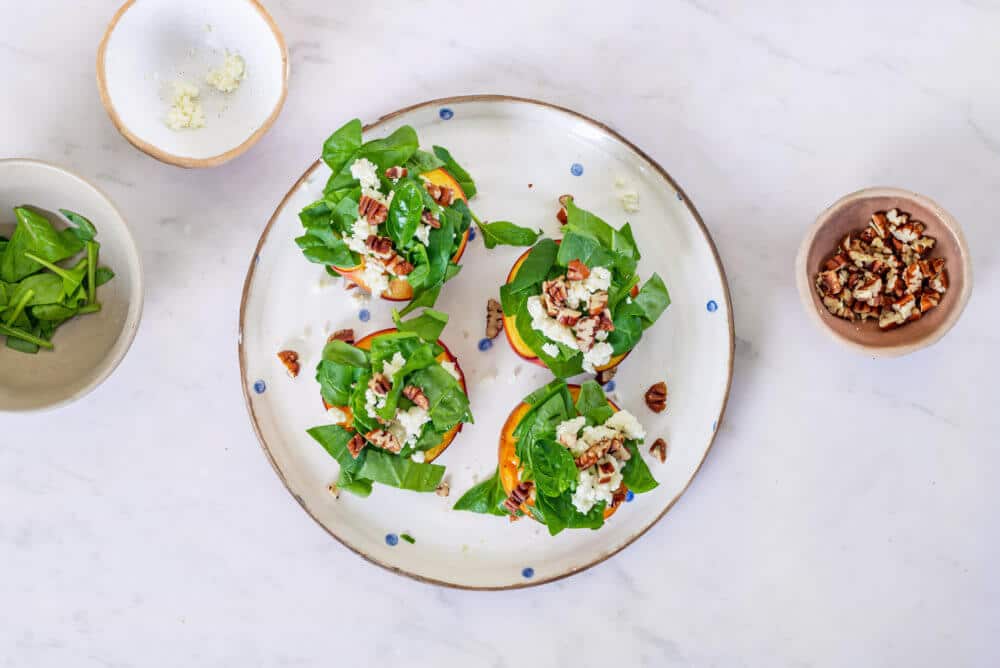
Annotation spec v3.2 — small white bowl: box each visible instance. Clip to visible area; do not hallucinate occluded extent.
[0,159,144,412]
[97,0,288,168]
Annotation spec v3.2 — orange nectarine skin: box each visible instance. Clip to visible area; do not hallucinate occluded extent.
[498,384,626,520]
[501,248,634,372]
[331,168,470,300]
[321,328,467,464]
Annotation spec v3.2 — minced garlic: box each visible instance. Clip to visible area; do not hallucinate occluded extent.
[206,53,246,93]
[165,81,205,130]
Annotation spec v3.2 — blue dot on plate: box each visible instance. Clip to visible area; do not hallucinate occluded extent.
[252,380,266,394]
[359,308,371,322]
[570,163,584,176]
[625,490,635,503]
[439,108,454,120]
[706,300,718,313]
[603,380,616,392]
[385,533,399,546]
[478,338,493,352]
[468,227,476,241]
[522,567,535,578]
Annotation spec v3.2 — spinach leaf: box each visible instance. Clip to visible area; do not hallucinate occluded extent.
[385,180,423,249]
[58,209,97,242]
[320,340,369,368]
[316,358,363,407]
[453,471,508,516]
[499,238,558,314]
[574,380,613,424]
[432,146,477,198]
[405,149,445,174]
[392,308,448,343]
[525,438,577,497]
[632,273,671,321]
[31,303,78,321]
[475,221,541,249]
[357,125,419,170]
[94,266,115,287]
[398,284,441,317]
[533,493,606,536]
[608,273,671,355]
[321,119,363,173]
[307,425,372,498]
[358,449,445,492]
[408,364,473,431]
[1,207,85,282]
[621,441,659,493]
[6,273,65,307]
[423,200,456,290]
[512,381,575,456]
[295,231,357,267]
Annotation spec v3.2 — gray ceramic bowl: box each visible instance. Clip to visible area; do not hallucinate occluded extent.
[796,187,971,357]
[0,159,144,411]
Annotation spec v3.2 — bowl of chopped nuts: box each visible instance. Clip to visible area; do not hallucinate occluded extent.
[97,0,289,168]
[796,187,971,357]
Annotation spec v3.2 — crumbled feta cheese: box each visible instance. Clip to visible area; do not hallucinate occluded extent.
[541,342,560,358]
[527,296,579,350]
[327,406,348,425]
[614,176,627,188]
[582,341,614,373]
[580,424,619,449]
[411,451,426,463]
[571,455,623,514]
[382,352,406,379]
[440,360,462,382]
[346,218,376,254]
[583,266,612,293]
[605,409,646,440]
[556,416,587,450]
[350,158,381,191]
[361,260,389,295]
[166,81,205,130]
[596,331,608,342]
[206,53,246,93]
[364,388,385,419]
[414,223,431,246]
[566,281,591,310]
[619,191,640,213]
[394,404,431,446]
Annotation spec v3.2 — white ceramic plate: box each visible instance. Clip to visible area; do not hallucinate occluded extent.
[239,96,734,589]
[98,0,288,168]
[0,159,144,412]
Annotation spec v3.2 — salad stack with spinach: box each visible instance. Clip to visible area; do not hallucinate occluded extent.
[454,379,657,535]
[0,207,114,354]
[307,310,473,497]
[296,118,538,315]
[500,197,670,377]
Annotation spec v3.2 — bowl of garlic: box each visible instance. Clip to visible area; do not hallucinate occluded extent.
[97,0,288,168]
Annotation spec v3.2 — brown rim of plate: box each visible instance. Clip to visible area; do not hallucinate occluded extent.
[96,0,289,169]
[237,95,737,590]
[795,186,973,357]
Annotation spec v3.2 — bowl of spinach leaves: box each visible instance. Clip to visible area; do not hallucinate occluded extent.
[0,159,143,412]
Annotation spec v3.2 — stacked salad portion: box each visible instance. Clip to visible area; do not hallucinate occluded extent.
[307,310,473,496]
[455,380,657,535]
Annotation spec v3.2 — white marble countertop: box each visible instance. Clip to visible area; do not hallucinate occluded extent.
[2,1,998,666]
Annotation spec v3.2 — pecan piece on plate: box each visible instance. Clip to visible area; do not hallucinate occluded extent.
[645,381,667,413]
[384,166,407,180]
[566,259,590,281]
[556,308,582,327]
[503,481,534,515]
[425,182,454,206]
[368,373,392,396]
[595,365,617,385]
[485,298,503,339]
[365,234,395,259]
[327,328,355,344]
[403,385,430,410]
[435,482,450,497]
[421,209,441,229]
[556,194,573,225]
[588,291,609,316]
[649,438,667,463]
[276,350,300,378]
[365,429,401,453]
[384,254,414,276]
[346,433,366,459]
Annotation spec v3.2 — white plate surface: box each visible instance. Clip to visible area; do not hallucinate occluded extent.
[240,96,734,589]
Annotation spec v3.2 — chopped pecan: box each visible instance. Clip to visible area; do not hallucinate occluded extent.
[384,166,407,180]
[575,436,621,470]
[435,482,450,497]
[649,438,667,463]
[608,437,631,461]
[365,234,395,259]
[556,194,573,225]
[566,259,591,281]
[824,254,849,271]
[384,254,414,276]
[346,433,366,459]
[853,275,882,305]
[859,227,876,243]
[902,263,924,294]
[588,291,609,316]
[892,221,923,243]
[929,269,949,294]
[425,182,454,206]
[886,208,909,226]
[486,298,503,339]
[402,385,430,410]
[276,350,300,378]
[421,209,441,228]
[892,293,918,321]
[556,308,582,326]
[911,236,936,255]
[869,212,889,239]
[645,381,667,413]
[817,270,843,296]
[327,328,355,344]
[573,316,598,351]
[503,481,534,515]
[595,365,617,385]
[368,373,392,396]
[852,301,879,321]
[823,295,855,321]
[542,277,569,310]
[365,429,401,453]
[595,309,615,332]
[358,194,388,224]
[919,291,941,313]
[930,257,946,274]
[878,308,904,331]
